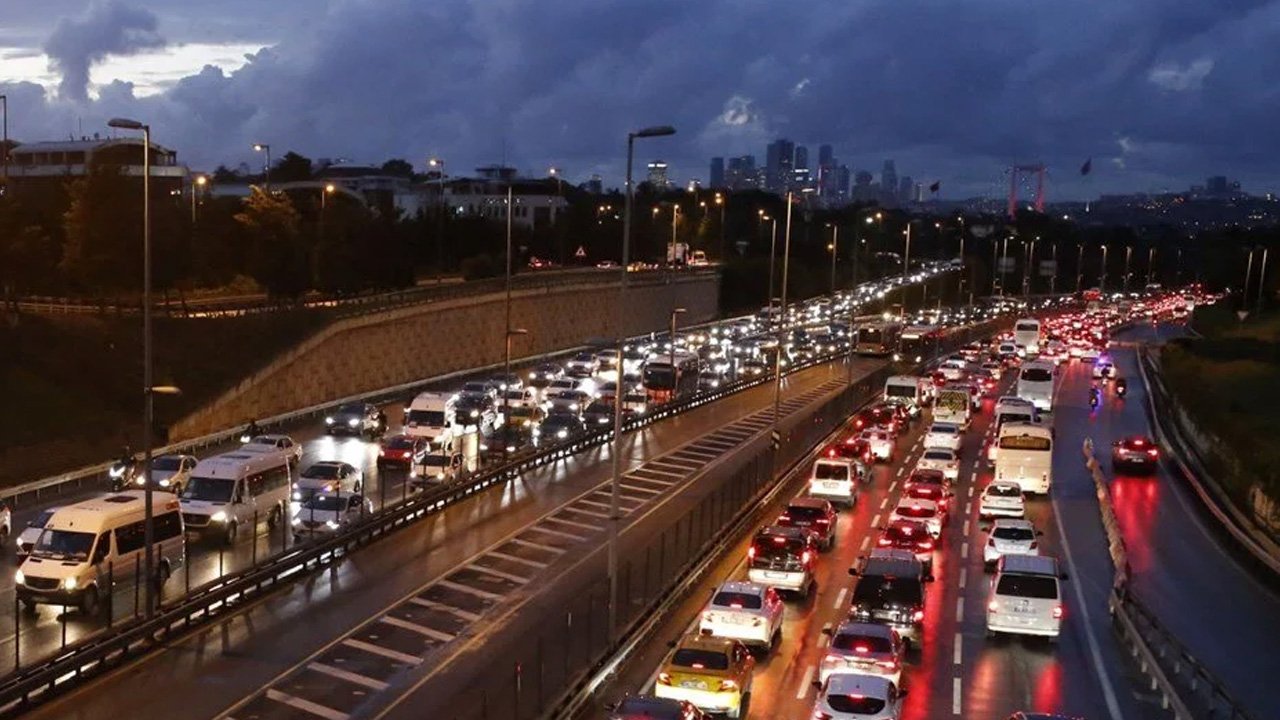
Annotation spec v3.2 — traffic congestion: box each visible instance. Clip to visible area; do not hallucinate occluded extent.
[599,285,1213,720]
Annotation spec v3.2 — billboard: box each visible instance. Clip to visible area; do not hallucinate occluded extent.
[1039,260,1057,277]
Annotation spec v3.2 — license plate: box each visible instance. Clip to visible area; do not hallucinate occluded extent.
[765,571,788,580]
[680,679,708,690]
[721,614,749,625]
[822,481,844,490]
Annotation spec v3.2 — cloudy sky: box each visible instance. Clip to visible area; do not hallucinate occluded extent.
[2,0,1278,199]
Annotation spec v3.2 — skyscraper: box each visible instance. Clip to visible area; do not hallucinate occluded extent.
[709,157,725,188]
[881,160,897,205]
[836,165,851,198]
[647,160,670,189]
[818,144,834,169]
[794,145,809,171]
[766,138,795,192]
[899,176,913,204]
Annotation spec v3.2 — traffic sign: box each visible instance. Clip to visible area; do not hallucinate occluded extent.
[770,430,781,449]
[575,246,587,258]
[1237,310,1250,322]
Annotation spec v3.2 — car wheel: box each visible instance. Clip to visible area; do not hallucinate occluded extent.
[79,586,100,616]
[267,504,282,529]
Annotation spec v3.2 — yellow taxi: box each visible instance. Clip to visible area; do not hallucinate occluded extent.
[653,632,754,718]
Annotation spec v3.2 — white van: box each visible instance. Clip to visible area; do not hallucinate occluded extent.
[15,491,185,615]
[1013,318,1042,356]
[986,554,1066,640]
[1016,360,1056,412]
[883,375,924,413]
[404,391,458,441]
[180,451,292,545]
[808,457,858,507]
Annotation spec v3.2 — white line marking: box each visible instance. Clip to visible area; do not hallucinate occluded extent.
[879,497,889,510]
[859,536,870,551]
[576,498,615,511]
[958,567,967,589]
[963,519,970,535]
[563,505,612,520]
[545,515,603,532]
[487,550,549,569]
[510,537,565,554]
[438,579,502,600]
[953,633,962,665]
[888,480,898,493]
[819,622,833,646]
[527,524,586,542]
[833,587,847,609]
[409,597,481,621]
[967,485,975,498]
[952,677,962,715]
[467,562,530,584]
[342,638,422,666]
[380,615,456,642]
[308,662,390,691]
[955,596,965,622]
[266,689,348,720]
[896,467,906,478]
[796,665,816,699]
[871,513,881,527]
[961,542,969,559]
[1052,485,1126,720]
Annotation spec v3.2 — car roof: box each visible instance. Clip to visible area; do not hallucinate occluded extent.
[675,633,735,652]
[714,580,765,596]
[896,497,938,511]
[757,525,807,540]
[998,554,1059,575]
[825,672,891,696]
[987,481,1022,491]
[787,497,830,509]
[861,555,923,576]
[834,621,895,639]
[992,518,1034,530]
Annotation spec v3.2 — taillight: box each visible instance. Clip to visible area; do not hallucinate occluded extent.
[1147,448,1158,457]
[747,545,757,560]
[917,540,933,550]
[657,672,672,685]
[815,518,830,525]
[802,550,814,565]
[877,536,893,546]
[987,537,996,547]
[378,449,386,456]
[402,451,411,458]
[912,609,925,622]
[877,659,899,671]
[1053,605,1064,620]
[1029,541,1038,550]
[988,600,999,612]
[719,679,739,691]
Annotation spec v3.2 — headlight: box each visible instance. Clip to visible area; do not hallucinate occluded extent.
[470,410,479,418]
[557,429,568,439]
[325,417,334,425]
[435,472,446,480]
[210,511,228,523]
[293,492,302,501]
[528,372,537,379]
[292,518,301,526]
[569,403,579,411]
[324,483,335,493]
[135,478,145,485]
[62,576,78,591]
[14,570,24,585]
[325,520,340,529]
[348,418,359,427]
[109,466,125,478]
[159,478,171,487]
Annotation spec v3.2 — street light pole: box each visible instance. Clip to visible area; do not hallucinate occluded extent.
[1076,243,1085,293]
[827,224,839,295]
[772,191,795,440]
[190,175,206,224]
[1123,245,1133,293]
[252,143,271,190]
[109,117,155,618]
[502,328,527,459]
[610,125,674,638]
[428,158,447,283]
[716,193,725,260]
[1050,240,1059,295]
[1100,245,1110,293]
[1,94,8,187]
[668,308,687,373]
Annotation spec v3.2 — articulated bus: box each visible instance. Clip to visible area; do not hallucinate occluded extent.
[642,351,700,404]
[993,423,1054,495]
[854,321,902,356]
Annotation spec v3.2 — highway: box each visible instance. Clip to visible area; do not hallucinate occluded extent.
[585,363,1156,719]
[17,352,887,720]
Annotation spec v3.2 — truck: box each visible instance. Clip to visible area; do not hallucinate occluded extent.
[933,387,971,429]
[410,430,479,489]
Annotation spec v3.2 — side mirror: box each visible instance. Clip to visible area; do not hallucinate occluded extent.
[1060,573,1070,581]
[847,568,860,577]
[924,574,936,582]
[820,626,833,636]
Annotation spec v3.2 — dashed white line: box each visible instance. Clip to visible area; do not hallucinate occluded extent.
[871,513,881,527]
[961,542,969,559]
[819,622,833,646]
[796,665,816,699]
[955,596,965,622]
[833,587,848,610]
[265,689,347,720]
[952,677,962,714]
[963,519,970,535]
[342,638,421,665]
[859,536,870,551]
[958,567,967,589]
[953,633,963,665]
[309,661,389,691]
[888,480,898,492]
[878,497,889,510]
[967,485,975,498]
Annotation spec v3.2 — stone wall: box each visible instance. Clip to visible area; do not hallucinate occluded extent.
[169,273,719,440]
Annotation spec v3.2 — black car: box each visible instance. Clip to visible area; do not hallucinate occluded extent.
[582,399,616,428]
[1111,435,1159,474]
[325,402,385,437]
[537,412,585,444]
[847,553,933,647]
[777,497,838,550]
[607,694,707,719]
[527,362,564,389]
[484,423,534,457]
[455,394,497,430]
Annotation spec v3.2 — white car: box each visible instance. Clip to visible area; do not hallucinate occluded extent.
[888,497,945,538]
[813,673,905,719]
[140,453,198,494]
[915,448,959,481]
[564,352,600,377]
[983,518,1042,567]
[242,434,303,466]
[820,622,905,687]
[14,506,56,559]
[294,460,363,501]
[698,581,784,650]
[979,481,1026,519]
[291,491,373,540]
[860,430,895,462]
[923,422,962,452]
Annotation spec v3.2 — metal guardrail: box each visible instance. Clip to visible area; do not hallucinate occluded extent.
[0,269,719,506]
[0,327,876,715]
[1135,348,1280,578]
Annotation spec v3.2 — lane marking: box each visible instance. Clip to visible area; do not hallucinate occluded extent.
[544,516,603,533]
[963,519,970,535]
[833,587,847,610]
[438,579,501,600]
[486,550,549,569]
[466,562,530,584]
[955,596,965,622]
[308,662,389,691]
[967,485,975,498]
[871,513,881,527]
[342,638,421,665]
[796,665,816,699]
[887,480,898,493]
[859,536,870,551]
[953,633,962,665]
[952,677,962,715]
[510,537,565,554]
[878,497,889,510]
[380,615,456,642]
[408,597,481,621]
[529,524,586,542]
[958,567,967,590]
[960,542,968,559]
[819,622,833,646]
[265,689,347,720]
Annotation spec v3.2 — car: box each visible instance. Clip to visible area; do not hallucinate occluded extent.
[984,518,1042,568]
[740,359,768,377]
[1003,713,1085,720]
[875,519,936,571]
[460,381,498,402]
[377,434,427,469]
[923,422,961,452]
[986,554,1066,640]
[698,581,784,650]
[1111,435,1159,473]
[241,434,303,466]
[979,481,1026,519]
[914,448,959,481]
[455,394,498,430]
[527,362,564,389]
[15,506,60,560]
[777,497,838,550]
[565,352,600,378]
[536,412,586,443]
[746,526,817,597]
[847,554,931,646]
[812,672,905,719]
[545,388,591,416]
[697,369,726,391]
[324,402,385,437]
[808,456,860,507]
[654,633,754,718]
[819,621,905,686]
[410,448,466,486]
[888,497,945,537]
[498,387,539,411]
[291,491,373,541]
[140,453,198,494]
[860,430,895,462]
[903,469,950,508]
[1092,359,1114,380]
[488,373,524,392]
[294,460,362,501]
[606,695,708,720]
[826,436,873,467]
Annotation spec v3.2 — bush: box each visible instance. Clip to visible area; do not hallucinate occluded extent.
[459,253,500,281]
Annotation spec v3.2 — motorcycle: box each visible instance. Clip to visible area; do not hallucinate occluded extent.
[1116,379,1128,397]
[1089,389,1101,409]
[108,457,139,491]
[239,422,261,444]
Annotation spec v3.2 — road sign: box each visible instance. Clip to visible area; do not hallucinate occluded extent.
[997,257,1016,274]
[574,246,587,258]
[1237,310,1250,322]
[1039,260,1057,277]
[770,430,781,449]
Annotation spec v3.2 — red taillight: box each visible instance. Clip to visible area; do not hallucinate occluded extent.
[802,550,814,565]
[1147,448,1158,457]
[729,602,743,609]
[1029,541,1038,550]
[854,644,869,653]
[719,679,739,691]
[658,672,672,685]
[773,536,788,544]
[815,518,830,525]
[747,545,757,560]
[827,448,837,457]
[917,540,933,550]
[691,663,705,669]
[1053,605,1064,620]
[779,513,791,522]
[987,537,996,547]
[378,449,386,456]
[402,451,412,458]
[877,659,899,671]
[1132,438,1145,447]
[877,536,892,546]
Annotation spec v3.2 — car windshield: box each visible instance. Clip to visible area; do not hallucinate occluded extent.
[885,523,925,541]
[182,476,235,502]
[853,576,923,605]
[987,484,1022,498]
[337,403,365,414]
[1021,368,1053,382]
[300,495,347,512]
[993,526,1035,542]
[386,437,415,449]
[814,463,849,480]
[152,456,183,471]
[831,632,893,653]
[303,464,342,479]
[408,410,445,426]
[421,454,448,466]
[32,529,96,561]
[712,591,763,610]
[670,648,729,671]
[752,538,801,560]
[996,574,1058,599]
[923,450,952,461]
[930,425,957,435]
[30,508,58,528]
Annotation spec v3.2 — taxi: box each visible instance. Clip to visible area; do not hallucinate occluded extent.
[654,633,755,718]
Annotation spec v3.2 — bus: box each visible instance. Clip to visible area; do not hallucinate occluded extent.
[993,423,1053,495]
[1016,359,1055,412]
[1013,317,1042,356]
[855,321,902,356]
[642,351,700,404]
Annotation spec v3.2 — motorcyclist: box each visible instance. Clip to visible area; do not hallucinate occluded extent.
[1115,377,1128,396]
[241,419,261,443]
[110,446,136,489]
[1090,384,1102,408]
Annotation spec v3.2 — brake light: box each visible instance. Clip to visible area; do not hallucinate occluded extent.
[378,449,386,456]
[827,448,836,457]
[878,659,899,671]
[719,679,739,691]
[988,600,999,612]
[1029,541,1038,550]
[1147,448,1158,457]
[747,545,757,560]
[854,644,869,653]
[877,536,892,546]
[912,609,925,622]
[402,451,411,458]
[691,663,705,669]
[802,550,814,565]
[987,537,996,547]
[729,602,743,609]
[1053,605,1064,620]
[1132,438,1145,447]
[658,672,672,685]
[773,536,787,544]
[917,540,933,550]
[815,518,830,525]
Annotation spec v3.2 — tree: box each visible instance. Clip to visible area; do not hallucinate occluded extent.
[60,166,140,293]
[212,164,239,183]
[272,152,313,183]
[234,187,307,298]
[381,158,414,178]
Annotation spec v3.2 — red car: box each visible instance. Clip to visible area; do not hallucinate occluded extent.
[1111,435,1159,474]
[377,434,427,469]
[876,519,936,571]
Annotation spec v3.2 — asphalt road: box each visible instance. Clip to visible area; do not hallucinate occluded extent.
[16,353,884,720]
[584,367,1159,720]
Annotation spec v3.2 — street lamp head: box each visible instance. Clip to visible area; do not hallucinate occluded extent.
[548,167,559,176]
[108,117,145,130]
[195,175,207,186]
[864,217,874,225]
[672,307,687,315]
[325,183,336,193]
[632,125,676,138]
[827,243,835,251]
[508,328,529,336]
[428,157,443,168]
[252,143,268,152]
[148,385,182,395]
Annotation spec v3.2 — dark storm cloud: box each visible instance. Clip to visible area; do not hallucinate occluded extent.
[42,0,165,103]
[10,0,1280,197]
